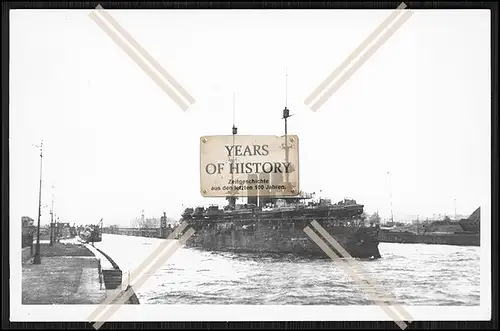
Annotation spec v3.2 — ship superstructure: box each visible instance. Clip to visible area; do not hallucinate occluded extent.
[180,192,381,259]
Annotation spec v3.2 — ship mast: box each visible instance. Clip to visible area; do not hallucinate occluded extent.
[228,92,237,208]
[283,67,291,188]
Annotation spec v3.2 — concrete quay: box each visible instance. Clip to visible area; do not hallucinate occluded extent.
[22,238,139,305]
[22,241,106,304]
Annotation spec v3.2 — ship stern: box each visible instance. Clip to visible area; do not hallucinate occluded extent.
[304,223,382,260]
[345,226,381,259]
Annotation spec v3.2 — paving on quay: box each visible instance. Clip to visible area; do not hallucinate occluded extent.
[22,242,107,304]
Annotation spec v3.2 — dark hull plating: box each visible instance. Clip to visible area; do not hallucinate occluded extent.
[182,217,382,259]
[378,230,479,246]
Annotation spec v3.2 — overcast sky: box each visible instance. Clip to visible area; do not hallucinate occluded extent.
[10,9,490,226]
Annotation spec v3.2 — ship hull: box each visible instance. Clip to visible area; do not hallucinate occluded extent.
[182,217,381,259]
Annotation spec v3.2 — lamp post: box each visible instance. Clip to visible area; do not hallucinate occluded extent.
[33,140,43,265]
[56,216,60,243]
[49,186,54,246]
[228,92,237,208]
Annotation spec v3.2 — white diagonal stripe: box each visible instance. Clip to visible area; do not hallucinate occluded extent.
[310,220,413,323]
[309,10,413,111]
[305,2,407,105]
[92,228,195,329]
[305,3,413,111]
[88,222,192,329]
[89,5,195,111]
[87,221,188,322]
[304,226,409,330]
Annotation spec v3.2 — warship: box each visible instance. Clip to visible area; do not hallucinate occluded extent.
[178,91,381,259]
[180,195,381,259]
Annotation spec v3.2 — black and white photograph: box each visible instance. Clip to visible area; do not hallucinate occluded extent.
[8,4,492,326]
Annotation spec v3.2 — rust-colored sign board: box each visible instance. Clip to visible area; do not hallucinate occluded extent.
[200,135,299,198]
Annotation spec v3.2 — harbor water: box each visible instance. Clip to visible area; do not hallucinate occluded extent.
[94,234,480,306]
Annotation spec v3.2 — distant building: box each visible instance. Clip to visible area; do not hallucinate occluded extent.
[21,216,34,249]
[22,216,34,228]
[161,212,167,228]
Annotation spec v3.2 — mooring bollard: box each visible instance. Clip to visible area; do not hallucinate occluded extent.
[102,269,123,290]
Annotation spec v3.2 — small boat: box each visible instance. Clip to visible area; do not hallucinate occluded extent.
[79,219,103,243]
